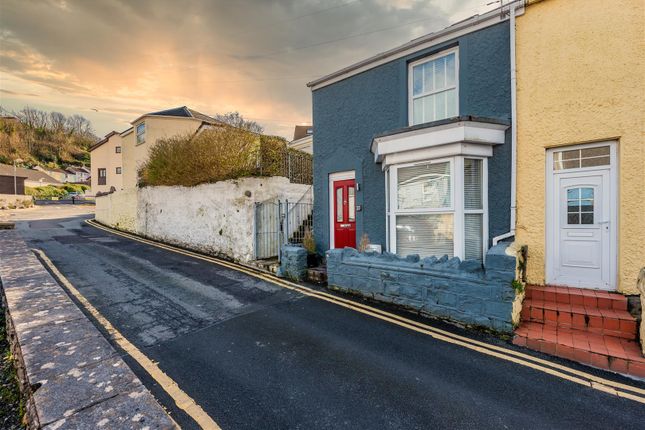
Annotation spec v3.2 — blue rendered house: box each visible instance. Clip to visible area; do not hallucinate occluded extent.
[308,10,513,264]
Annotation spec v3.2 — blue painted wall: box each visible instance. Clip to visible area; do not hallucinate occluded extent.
[312,22,511,254]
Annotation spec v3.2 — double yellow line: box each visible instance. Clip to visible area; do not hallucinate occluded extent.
[84,219,645,404]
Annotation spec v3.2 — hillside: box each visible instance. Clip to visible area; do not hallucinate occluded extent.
[0,107,96,169]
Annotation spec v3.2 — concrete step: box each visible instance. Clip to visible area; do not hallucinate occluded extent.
[520,298,638,340]
[525,284,627,311]
[514,321,645,378]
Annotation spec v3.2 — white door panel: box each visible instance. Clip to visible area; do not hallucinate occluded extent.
[547,154,615,290]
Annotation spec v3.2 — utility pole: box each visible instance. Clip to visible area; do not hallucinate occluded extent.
[13,158,23,195]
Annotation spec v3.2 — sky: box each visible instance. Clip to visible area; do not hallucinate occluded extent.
[0,0,497,139]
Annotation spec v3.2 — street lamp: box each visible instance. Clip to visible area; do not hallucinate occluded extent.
[13,158,23,195]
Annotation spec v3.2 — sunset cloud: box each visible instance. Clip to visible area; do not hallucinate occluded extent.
[0,0,492,138]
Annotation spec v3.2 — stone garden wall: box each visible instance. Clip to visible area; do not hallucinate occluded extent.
[326,243,520,333]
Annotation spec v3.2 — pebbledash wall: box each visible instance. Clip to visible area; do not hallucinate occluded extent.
[515,0,645,294]
[311,21,511,253]
[326,243,521,333]
[95,177,310,263]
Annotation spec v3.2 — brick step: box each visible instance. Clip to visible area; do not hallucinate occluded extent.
[526,285,627,311]
[520,298,637,340]
[514,321,645,378]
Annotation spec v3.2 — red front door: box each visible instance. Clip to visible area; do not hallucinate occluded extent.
[333,179,356,249]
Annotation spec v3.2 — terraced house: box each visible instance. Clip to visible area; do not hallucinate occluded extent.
[309,7,514,261]
[91,106,223,192]
[308,5,521,333]
[512,0,644,376]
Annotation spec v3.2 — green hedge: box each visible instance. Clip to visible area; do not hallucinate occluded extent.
[25,184,87,199]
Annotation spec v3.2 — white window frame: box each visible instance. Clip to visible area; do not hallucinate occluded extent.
[387,155,487,261]
[136,122,146,145]
[408,47,459,126]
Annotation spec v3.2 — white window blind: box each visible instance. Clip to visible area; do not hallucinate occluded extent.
[396,214,454,257]
[464,214,483,261]
[397,161,451,210]
[464,158,482,210]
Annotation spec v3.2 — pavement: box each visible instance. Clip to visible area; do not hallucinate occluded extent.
[4,205,645,429]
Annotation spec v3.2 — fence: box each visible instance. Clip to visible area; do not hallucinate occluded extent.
[254,190,313,260]
[257,146,312,185]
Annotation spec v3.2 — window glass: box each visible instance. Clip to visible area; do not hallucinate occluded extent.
[397,161,451,210]
[136,122,146,145]
[336,187,343,222]
[348,186,355,222]
[115,146,121,153]
[396,214,454,257]
[464,213,483,261]
[567,187,594,225]
[554,146,610,170]
[410,51,457,125]
[116,167,122,174]
[464,159,483,210]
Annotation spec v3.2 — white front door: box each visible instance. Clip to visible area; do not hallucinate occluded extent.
[546,143,616,290]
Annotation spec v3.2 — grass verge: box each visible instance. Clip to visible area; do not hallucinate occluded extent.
[0,306,24,429]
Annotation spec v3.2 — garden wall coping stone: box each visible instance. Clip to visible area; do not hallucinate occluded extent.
[326,244,518,333]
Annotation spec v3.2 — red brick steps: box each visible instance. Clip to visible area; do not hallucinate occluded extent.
[514,285,644,378]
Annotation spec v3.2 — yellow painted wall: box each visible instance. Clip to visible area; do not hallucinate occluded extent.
[121,116,203,189]
[90,133,123,193]
[515,0,645,294]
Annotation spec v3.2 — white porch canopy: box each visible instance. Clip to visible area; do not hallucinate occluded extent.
[371,118,509,168]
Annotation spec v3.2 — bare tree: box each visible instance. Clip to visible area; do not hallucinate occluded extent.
[213,111,264,134]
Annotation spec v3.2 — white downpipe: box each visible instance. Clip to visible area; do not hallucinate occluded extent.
[492,0,520,246]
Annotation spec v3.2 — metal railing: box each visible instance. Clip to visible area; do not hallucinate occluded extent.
[254,195,313,260]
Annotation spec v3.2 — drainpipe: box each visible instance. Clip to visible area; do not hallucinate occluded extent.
[492,0,522,246]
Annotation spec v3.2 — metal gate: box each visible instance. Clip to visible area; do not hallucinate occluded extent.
[254,198,313,260]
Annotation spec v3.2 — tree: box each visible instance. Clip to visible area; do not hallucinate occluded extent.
[213,111,264,134]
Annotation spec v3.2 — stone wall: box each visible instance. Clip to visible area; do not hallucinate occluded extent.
[94,187,137,232]
[96,177,310,263]
[0,194,34,210]
[279,246,308,281]
[326,243,519,333]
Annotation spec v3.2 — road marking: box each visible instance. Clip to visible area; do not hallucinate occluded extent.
[34,249,222,430]
[85,219,645,404]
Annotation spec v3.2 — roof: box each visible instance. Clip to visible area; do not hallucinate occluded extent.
[90,131,119,151]
[65,166,89,174]
[130,106,223,126]
[307,2,524,90]
[293,125,313,141]
[0,164,61,184]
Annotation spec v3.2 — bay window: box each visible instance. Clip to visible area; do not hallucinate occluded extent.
[387,156,487,262]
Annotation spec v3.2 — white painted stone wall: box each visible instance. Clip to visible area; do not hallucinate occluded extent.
[95,188,138,232]
[95,177,311,262]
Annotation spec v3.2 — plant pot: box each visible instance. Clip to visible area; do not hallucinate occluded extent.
[307,253,319,268]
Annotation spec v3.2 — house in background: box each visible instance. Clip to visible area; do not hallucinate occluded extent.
[33,166,68,183]
[90,131,123,193]
[288,125,313,154]
[0,164,61,188]
[65,166,90,183]
[308,7,513,261]
[120,106,223,189]
[512,0,644,376]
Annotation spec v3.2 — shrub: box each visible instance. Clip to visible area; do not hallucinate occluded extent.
[25,185,67,199]
[138,127,289,187]
[302,229,316,254]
